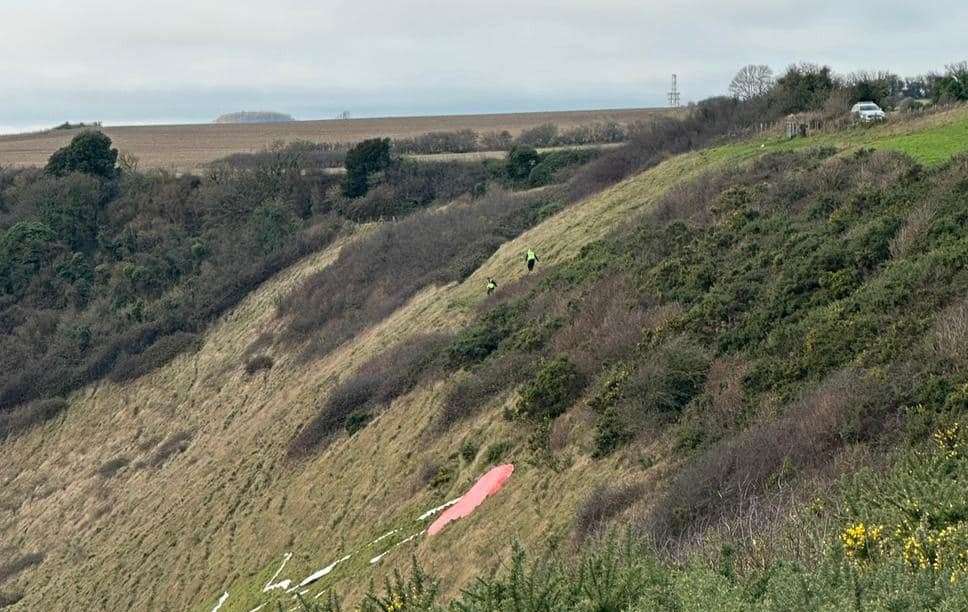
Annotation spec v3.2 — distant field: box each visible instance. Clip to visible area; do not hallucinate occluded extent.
[0,108,673,172]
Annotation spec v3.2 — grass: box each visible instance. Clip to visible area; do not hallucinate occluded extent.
[713,106,968,166]
[3,105,967,612]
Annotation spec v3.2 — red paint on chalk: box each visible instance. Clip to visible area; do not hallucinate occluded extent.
[427,464,514,535]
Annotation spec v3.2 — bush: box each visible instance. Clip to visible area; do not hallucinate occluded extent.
[574,483,645,544]
[279,190,551,359]
[515,356,585,421]
[506,145,541,182]
[0,551,44,583]
[45,130,118,178]
[343,138,391,197]
[96,456,130,478]
[438,353,531,429]
[244,354,274,375]
[484,440,512,464]
[515,123,559,147]
[460,437,479,463]
[288,333,450,457]
[0,397,69,439]
[109,332,200,383]
[447,302,526,366]
[645,369,891,543]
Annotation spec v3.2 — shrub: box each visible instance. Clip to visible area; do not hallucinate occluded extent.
[515,356,585,421]
[626,336,710,417]
[932,297,968,369]
[460,437,479,463]
[506,145,541,182]
[109,332,200,383]
[0,397,69,439]
[483,440,513,464]
[438,353,530,429]
[96,456,130,478]
[0,221,62,296]
[645,369,891,543]
[279,190,550,359]
[515,123,559,147]
[0,552,44,583]
[574,483,645,544]
[288,333,450,457]
[45,131,118,178]
[244,354,275,375]
[343,138,391,197]
[447,302,526,366]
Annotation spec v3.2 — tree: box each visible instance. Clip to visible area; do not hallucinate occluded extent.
[343,138,391,198]
[0,221,62,295]
[729,65,774,101]
[45,131,118,179]
[773,63,837,114]
[933,61,968,103]
[506,145,540,182]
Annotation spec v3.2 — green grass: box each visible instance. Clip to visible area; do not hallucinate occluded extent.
[713,106,968,167]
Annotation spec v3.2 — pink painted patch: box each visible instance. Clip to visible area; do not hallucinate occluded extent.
[428,464,514,536]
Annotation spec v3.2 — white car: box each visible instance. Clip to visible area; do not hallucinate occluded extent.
[851,101,886,122]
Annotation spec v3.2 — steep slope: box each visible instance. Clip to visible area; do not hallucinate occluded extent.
[1,107,966,611]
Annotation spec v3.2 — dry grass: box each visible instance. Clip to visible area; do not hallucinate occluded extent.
[0,108,671,172]
[0,128,813,611]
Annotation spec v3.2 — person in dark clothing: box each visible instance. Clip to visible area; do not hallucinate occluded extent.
[486,277,497,295]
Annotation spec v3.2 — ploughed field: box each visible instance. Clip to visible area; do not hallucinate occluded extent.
[0,107,671,172]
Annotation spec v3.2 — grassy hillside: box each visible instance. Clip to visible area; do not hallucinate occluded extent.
[0,105,966,611]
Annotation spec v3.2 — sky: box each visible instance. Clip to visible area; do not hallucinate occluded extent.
[1,0,966,132]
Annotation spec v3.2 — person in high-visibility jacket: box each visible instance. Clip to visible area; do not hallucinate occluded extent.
[526,249,538,272]
[486,277,497,295]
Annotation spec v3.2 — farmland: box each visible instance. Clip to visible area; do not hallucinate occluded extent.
[0,107,672,172]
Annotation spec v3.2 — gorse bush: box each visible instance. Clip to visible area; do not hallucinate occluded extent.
[514,356,585,421]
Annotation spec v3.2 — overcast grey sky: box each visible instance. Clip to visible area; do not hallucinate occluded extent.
[2,0,966,131]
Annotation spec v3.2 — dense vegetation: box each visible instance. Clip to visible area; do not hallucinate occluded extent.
[0,127,603,438]
[292,418,968,610]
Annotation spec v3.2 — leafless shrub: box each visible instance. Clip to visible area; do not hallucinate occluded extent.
[704,357,749,428]
[288,333,451,458]
[0,591,24,607]
[0,551,44,583]
[552,276,655,375]
[96,456,130,478]
[437,352,531,430]
[278,189,549,359]
[932,297,968,368]
[644,368,892,545]
[148,430,194,467]
[890,203,935,259]
[574,482,645,545]
[0,397,69,440]
[244,355,274,375]
[109,332,201,383]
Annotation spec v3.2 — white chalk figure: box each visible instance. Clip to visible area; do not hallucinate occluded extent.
[369,529,399,546]
[417,498,460,520]
[211,592,229,612]
[289,555,352,591]
[263,552,294,592]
